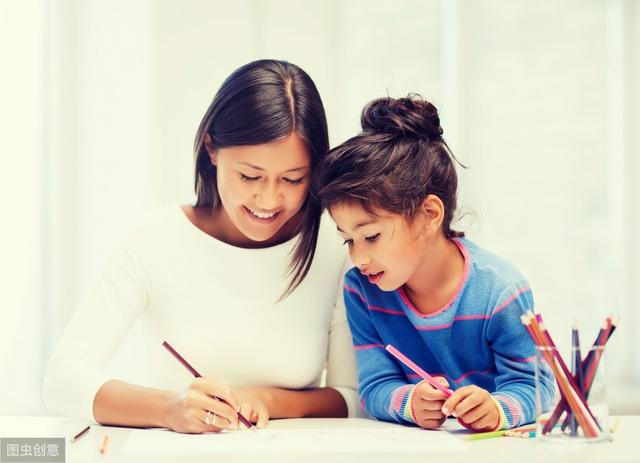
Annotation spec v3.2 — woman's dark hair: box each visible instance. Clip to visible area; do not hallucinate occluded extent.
[312,94,464,238]
[194,59,329,298]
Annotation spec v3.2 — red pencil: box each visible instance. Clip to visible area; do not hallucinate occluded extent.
[162,341,255,432]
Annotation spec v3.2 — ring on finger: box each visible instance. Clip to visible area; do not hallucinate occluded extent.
[205,410,212,425]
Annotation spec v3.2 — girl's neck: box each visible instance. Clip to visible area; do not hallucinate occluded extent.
[403,234,466,315]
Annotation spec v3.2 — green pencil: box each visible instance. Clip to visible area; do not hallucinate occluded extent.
[467,430,507,440]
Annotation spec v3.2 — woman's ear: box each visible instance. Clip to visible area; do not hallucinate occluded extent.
[420,194,445,235]
[204,134,217,166]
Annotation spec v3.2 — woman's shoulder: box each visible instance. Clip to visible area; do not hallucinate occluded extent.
[118,204,193,251]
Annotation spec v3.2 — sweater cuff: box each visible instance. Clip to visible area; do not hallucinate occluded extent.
[491,393,522,429]
[389,384,416,424]
[489,396,508,431]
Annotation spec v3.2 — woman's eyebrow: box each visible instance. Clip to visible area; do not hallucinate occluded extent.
[237,161,308,173]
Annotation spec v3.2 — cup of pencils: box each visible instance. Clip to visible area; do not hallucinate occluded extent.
[523,313,616,443]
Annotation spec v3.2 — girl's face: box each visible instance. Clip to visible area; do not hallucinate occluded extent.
[210,132,311,244]
[330,202,429,291]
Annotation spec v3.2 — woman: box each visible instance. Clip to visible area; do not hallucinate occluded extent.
[43,59,359,433]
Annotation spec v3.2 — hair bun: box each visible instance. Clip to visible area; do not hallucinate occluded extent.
[360,94,443,140]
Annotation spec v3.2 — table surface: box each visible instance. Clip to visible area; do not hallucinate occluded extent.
[0,416,634,463]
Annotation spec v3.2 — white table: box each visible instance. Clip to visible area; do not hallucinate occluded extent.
[0,416,635,463]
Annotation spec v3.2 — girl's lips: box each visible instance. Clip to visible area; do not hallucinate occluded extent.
[368,271,385,285]
[243,206,282,224]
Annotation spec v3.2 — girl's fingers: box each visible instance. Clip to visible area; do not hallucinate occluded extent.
[469,412,499,432]
[457,401,489,424]
[418,398,445,411]
[452,390,485,417]
[441,386,475,415]
[416,409,445,421]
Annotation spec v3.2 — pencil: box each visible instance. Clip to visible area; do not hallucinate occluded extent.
[385,345,452,397]
[162,341,256,432]
[467,430,506,440]
[99,435,109,454]
[69,425,90,443]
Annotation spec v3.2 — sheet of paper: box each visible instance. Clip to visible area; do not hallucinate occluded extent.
[122,427,467,454]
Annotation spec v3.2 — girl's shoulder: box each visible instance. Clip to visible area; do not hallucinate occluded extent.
[458,237,529,290]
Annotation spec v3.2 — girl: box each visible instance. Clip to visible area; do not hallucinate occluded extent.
[312,95,554,432]
[43,60,360,433]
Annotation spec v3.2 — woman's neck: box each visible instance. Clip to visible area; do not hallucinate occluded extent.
[403,234,466,315]
[182,204,303,249]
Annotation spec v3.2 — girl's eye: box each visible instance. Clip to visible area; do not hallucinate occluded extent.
[342,239,353,246]
[283,177,305,185]
[240,173,260,182]
[365,233,380,242]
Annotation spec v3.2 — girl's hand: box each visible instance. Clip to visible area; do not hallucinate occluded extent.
[410,377,450,429]
[441,385,500,432]
[163,377,240,434]
[232,387,273,429]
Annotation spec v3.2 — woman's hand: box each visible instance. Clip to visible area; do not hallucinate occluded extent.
[232,386,273,429]
[410,377,450,429]
[163,377,240,434]
[441,385,500,432]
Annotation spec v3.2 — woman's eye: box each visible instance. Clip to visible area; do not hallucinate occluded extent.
[365,233,380,242]
[283,177,305,185]
[240,173,260,182]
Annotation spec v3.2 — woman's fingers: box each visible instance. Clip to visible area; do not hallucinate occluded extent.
[192,378,240,410]
[255,404,269,429]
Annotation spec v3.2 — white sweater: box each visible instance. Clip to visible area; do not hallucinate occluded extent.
[42,205,360,422]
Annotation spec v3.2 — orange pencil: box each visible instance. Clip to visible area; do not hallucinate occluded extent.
[99,435,109,454]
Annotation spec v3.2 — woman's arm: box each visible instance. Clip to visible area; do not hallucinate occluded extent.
[43,246,150,422]
[94,379,241,433]
[93,380,174,428]
[237,386,347,420]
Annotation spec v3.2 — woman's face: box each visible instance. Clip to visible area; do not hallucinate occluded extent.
[209,132,311,245]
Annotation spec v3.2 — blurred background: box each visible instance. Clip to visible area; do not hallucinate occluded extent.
[1,0,639,416]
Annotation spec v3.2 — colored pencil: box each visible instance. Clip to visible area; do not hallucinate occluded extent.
[523,313,600,437]
[69,425,90,443]
[99,435,109,454]
[162,341,255,432]
[385,344,453,397]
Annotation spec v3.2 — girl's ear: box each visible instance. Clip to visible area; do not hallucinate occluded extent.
[420,194,445,236]
[204,134,217,166]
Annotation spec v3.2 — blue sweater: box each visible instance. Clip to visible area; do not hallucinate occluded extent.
[343,238,555,429]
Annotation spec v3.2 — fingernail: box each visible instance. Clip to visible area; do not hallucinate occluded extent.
[441,407,449,415]
[452,411,457,418]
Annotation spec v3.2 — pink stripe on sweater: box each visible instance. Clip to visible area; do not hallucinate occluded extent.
[491,287,531,316]
[508,355,536,363]
[451,368,493,384]
[408,368,493,385]
[397,238,471,318]
[368,305,405,315]
[354,343,385,351]
[344,284,366,303]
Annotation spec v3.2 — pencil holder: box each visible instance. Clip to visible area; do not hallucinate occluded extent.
[534,346,609,443]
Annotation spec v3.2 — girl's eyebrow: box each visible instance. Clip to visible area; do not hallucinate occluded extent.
[337,220,378,233]
[237,161,308,173]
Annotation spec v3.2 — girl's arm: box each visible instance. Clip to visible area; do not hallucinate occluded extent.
[343,270,419,424]
[486,284,556,429]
